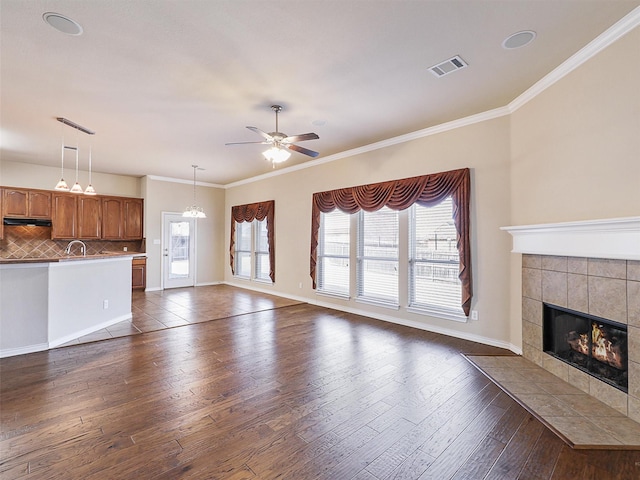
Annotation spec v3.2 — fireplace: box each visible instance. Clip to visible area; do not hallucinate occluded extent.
[543,303,628,393]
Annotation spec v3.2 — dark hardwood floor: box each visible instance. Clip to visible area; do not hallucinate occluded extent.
[1,285,639,479]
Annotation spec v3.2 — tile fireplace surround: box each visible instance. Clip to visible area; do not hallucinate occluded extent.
[503,217,640,424]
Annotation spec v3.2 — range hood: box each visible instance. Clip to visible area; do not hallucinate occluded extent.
[3,217,52,227]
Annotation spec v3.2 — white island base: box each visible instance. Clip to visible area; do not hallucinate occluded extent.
[0,256,132,358]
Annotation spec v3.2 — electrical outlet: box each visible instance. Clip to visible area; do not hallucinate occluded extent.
[103,300,109,309]
[299,282,303,289]
[471,310,478,321]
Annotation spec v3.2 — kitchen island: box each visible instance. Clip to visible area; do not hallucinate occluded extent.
[0,254,133,357]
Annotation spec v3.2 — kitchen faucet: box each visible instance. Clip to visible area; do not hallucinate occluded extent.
[64,240,87,256]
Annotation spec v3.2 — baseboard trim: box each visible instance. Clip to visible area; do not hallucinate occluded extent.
[0,343,50,359]
[48,313,133,349]
[223,281,520,354]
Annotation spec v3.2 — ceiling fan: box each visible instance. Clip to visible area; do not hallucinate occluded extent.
[226,105,319,163]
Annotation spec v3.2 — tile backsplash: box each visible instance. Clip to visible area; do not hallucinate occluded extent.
[0,226,143,258]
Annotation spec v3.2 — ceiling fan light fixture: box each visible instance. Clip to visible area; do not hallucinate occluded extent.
[262,146,291,164]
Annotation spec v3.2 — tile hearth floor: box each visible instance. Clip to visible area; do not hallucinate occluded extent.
[61,284,303,347]
[466,355,640,449]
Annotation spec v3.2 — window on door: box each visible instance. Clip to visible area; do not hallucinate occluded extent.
[233,218,272,283]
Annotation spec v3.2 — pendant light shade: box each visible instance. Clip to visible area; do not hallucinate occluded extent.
[183,165,206,218]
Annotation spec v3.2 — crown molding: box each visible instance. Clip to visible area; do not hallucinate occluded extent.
[146,175,223,189]
[508,6,640,113]
[225,107,510,189]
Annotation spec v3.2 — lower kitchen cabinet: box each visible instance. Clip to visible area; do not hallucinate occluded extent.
[132,257,146,290]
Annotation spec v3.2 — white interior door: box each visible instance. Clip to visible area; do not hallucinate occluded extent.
[163,213,196,289]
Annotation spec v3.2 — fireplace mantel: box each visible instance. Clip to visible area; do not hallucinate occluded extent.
[501,216,640,260]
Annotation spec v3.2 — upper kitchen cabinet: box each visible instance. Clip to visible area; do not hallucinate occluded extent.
[102,197,123,239]
[102,197,143,240]
[51,193,77,239]
[3,188,51,219]
[77,196,102,239]
[123,198,143,240]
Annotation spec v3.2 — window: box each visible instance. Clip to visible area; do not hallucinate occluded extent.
[254,219,271,282]
[357,207,399,305]
[310,169,471,318]
[317,210,350,296]
[409,197,464,318]
[233,219,272,282]
[230,200,275,283]
[234,220,252,278]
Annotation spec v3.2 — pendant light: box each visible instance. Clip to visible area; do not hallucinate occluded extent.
[54,122,69,191]
[69,130,83,193]
[84,146,96,195]
[55,117,95,193]
[183,165,206,218]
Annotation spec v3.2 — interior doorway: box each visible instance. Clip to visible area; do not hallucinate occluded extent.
[162,213,196,289]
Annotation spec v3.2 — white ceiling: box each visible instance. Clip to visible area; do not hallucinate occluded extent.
[1,0,639,185]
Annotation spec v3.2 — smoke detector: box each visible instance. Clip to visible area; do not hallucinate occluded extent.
[428,55,468,78]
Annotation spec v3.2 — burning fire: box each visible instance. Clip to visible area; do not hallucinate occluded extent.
[591,323,623,370]
[566,322,625,370]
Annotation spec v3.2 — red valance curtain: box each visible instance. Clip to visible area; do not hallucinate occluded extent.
[310,168,472,316]
[230,200,275,282]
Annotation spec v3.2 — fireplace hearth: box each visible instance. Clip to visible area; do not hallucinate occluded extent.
[543,303,628,392]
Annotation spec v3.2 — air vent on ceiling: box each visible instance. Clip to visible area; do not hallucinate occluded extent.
[428,55,468,78]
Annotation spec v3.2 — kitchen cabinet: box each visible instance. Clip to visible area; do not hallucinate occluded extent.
[102,197,123,239]
[123,198,143,240]
[131,256,146,290]
[1,185,143,241]
[3,188,51,219]
[101,196,143,240]
[77,196,102,239]
[51,193,77,239]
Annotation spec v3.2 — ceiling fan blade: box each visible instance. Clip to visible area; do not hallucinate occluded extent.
[247,126,273,141]
[283,132,319,143]
[225,141,270,146]
[286,143,319,158]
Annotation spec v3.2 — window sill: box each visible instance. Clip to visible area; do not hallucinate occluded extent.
[356,297,400,310]
[316,290,350,300]
[407,305,468,323]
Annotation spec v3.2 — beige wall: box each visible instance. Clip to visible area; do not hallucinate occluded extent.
[0,159,141,197]
[511,28,640,225]
[508,27,640,349]
[142,176,225,290]
[225,117,514,349]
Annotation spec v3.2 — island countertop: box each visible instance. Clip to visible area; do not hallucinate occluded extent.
[0,251,146,264]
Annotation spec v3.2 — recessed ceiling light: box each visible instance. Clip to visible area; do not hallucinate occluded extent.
[502,30,536,49]
[43,12,83,36]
